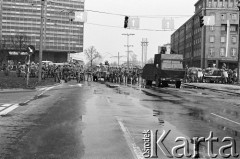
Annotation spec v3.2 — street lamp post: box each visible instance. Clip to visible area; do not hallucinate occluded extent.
[237,1,240,83]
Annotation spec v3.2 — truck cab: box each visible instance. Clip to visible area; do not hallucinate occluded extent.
[142,54,185,88]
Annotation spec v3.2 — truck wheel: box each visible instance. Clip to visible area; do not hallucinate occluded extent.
[175,81,181,88]
[162,81,168,87]
[146,80,152,86]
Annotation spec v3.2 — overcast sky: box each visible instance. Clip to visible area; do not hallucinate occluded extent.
[81,0,197,64]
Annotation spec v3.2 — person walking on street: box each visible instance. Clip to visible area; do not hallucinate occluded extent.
[54,65,61,83]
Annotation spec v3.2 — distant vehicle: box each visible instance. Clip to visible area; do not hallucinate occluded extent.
[203,69,223,83]
[52,63,66,66]
[142,54,185,88]
[42,61,53,65]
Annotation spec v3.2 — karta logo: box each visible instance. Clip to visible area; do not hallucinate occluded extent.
[142,130,239,158]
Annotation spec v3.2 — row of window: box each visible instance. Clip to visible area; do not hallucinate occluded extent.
[209,47,237,57]
[209,35,237,43]
[207,0,238,8]
[220,13,237,20]
[3,1,83,9]
[2,26,83,34]
[193,49,201,57]
[2,16,82,25]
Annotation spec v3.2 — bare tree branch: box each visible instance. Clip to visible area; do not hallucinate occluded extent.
[84,46,102,68]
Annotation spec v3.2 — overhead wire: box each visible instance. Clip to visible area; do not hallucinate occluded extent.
[45,1,192,31]
[86,22,176,32]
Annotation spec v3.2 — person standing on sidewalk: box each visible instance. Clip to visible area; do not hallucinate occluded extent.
[16,62,22,77]
[86,68,92,81]
[53,65,61,83]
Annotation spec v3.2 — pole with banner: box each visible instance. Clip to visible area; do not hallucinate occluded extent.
[26,54,30,86]
[26,45,35,86]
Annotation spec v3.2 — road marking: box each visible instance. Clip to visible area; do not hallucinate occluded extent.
[69,84,83,87]
[211,113,240,126]
[0,104,19,116]
[116,116,144,159]
[106,97,111,104]
[0,107,5,111]
[1,104,12,107]
[38,86,55,97]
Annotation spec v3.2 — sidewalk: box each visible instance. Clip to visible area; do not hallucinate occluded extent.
[116,81,240,94]
[0,83,61,106]
[182,83,240,94]
[0,82,61,93]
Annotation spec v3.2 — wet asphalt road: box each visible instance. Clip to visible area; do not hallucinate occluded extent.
[0,81,239,159]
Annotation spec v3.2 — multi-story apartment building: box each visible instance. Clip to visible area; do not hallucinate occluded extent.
[0,0,84,64]
[171,0,239,69]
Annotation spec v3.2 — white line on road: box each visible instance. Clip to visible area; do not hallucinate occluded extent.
[0,104,19,116]
[211,113,240,126]
[116,116,144,159]
[0,107,6,111]
[1,104,12,107]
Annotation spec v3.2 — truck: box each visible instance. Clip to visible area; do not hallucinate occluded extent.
[142,54,185,88]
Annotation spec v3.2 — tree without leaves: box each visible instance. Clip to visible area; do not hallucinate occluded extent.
[84,46,102,69]
[147,58,154,64]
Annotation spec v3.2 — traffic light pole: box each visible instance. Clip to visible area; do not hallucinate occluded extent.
[38,0,45,82]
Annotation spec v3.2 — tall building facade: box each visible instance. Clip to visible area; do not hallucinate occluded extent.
[171,0,239,69]
[0,0,84,64]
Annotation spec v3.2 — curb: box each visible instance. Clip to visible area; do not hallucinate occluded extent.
[36,82,62,91]
[0,88,36,93]
[19,83,61,106]
[0,82,61,93]
[182,83,240,95]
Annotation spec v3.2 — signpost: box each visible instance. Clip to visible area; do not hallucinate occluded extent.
[128,17,140,29]
[75,11,87,22]
[26,45,35,86]
[162,18,174,30]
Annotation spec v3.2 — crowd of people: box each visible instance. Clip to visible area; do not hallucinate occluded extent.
[1,61,144,85]
[91,65,143,85]
[3,62,85,83]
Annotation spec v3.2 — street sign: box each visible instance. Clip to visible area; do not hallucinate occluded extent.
[75,11,87,22]
[203,16,215,26]
[27,45,35,55]
[128,17,140,29]
[162,18,174,30]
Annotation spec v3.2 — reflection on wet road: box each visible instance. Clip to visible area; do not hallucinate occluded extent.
[0,81,239,158]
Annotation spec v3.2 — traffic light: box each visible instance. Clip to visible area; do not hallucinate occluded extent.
[199,16,204,27]
[124,16,129,28]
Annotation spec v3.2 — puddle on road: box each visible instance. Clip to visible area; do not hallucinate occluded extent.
[216,124,239,137]
[222,109,239,118]
[153,110,163,116]
[93,89,103,94]
[141,99,162,102]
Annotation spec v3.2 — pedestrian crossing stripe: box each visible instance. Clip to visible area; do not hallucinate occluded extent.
[1,104,12,107]
[0,104,19,116]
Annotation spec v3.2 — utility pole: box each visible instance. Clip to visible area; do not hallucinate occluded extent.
[141,38,148,67]
[38,0,45,82]
[237,1,240,83]
[110,52,126,67]
[122,33,134,69]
